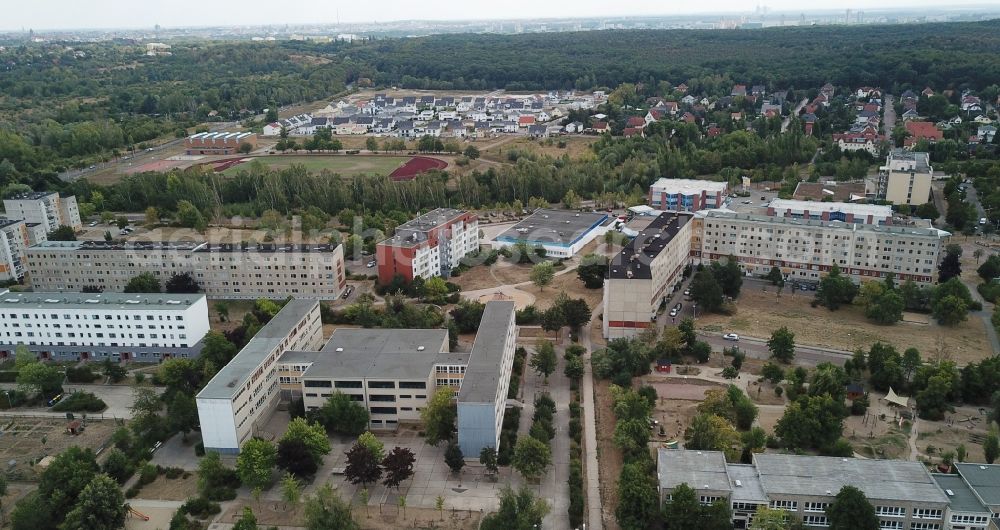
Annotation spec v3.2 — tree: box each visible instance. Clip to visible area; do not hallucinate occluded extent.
[933,294,969,325]
[167,393,199,441]
[237,439,277,491]
[144,206,159,227]
[540,305,566,332]
[765,266,784,285]
[175,200,206,231]
[865,289,904,325]
[564,355,584,380]
[480,486,549,530]
[512,436,550,480]
[463,145,480,159]
[38,446,99,517]
[979,255,1000,281]
[422,276,450,304]
[60,474,126,530]
[233,507,258,530]
[421,387,457,445]
[826,485,878,530]
[563,189,582,209]
[938,244,963,283]
[303,483,360,530]
[615,461,659,530]
[9,492,53,530]
[101,448,132,483]
[761,362,785,384]
[711,256,743,298]
[115,216,129,230]
[343,442,382,488]
[767,326,796,364]
[577,253,608,288]
[775,394,846,451]
[530,340,557,382]
[278,438,319,477]
[282,417,331,463]
[690,268,724,313]
[197,451,239,495]
[356,431,385,462]
[444,441,465,473]
[277,473,301,511]
[308,392,370,436]
[985,427,1000,464]
[662,483,703,529]
[530,261,555,290]
[613,418,650,456]
[684,413,741,461]
[47,225,77,241]
[479,447,499,476]
[816,265,858,310]
[124,271,161,293]
[381,447,416,490]
[165,272,200,293]
[365,137,378,152]
[750,507,796,530]
[556,295,593,329]
[16,361,63,397]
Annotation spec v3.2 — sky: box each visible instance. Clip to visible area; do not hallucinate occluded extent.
[3,0,999,31]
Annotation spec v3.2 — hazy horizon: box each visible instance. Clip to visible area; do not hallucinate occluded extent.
[4,0,1000,32]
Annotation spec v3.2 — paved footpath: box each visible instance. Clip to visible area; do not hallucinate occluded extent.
[580,316,604,530]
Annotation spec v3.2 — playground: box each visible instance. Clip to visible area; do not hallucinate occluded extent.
[124,502,171,530]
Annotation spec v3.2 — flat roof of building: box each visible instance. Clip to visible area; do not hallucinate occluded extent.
[886,149,931,172]
[955,463,1000,506]
[0,218,23,229]
[380,208,471,248]
[649,178,728,194]
[296,328,458,381]
[657,449,731,493]
[495,209,609,248]
[933,474,990,513]
[700,210,950,238]
[768,199,893,219]
[792,181,868,202]
[725,464,768,503]
[198,299,319,400]
[458,300,516,404]
[609,212,693,280]
[25,240,340,254]
[753,453,949,504]
[0,291,204,311]
[5,191,56,201]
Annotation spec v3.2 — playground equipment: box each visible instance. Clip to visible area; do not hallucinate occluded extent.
[125,504,150,521]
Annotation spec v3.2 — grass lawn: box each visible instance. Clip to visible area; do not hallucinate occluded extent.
[223,155,410,176]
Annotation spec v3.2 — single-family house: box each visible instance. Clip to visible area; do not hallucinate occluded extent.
[901,109,920,121]
[681,95,696,106]
[974,115,994,125]
[518,115,536,128]
[682,112,697,124]
[262,122,283,136]
[591,121,609,133]
[663,101,679,115]
[566,121,585,134]
[528,125,548,138]
[904,121,943,147]
[731,84,747,97]
[537,111,550,122]
[921,87,935,97]
[978,125,998,143]
[751,85,766,97]
[645,109,666,125]
[623,127,644,138]
[626,116,646,128]
[675,83,688,93]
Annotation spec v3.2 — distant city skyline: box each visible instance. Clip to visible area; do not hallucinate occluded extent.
[4,0,1000,31]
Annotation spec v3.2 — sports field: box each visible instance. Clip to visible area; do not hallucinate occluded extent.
[221,155,411,176]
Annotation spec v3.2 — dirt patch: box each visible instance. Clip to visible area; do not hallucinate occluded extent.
[594,377,623,530]
[522,270,603,311]
[0,417,117,481]
[131,472,199,501]
[697,286,991,364]
[450,260,533,291]
[124,505,177,530]
[221,501,480,530]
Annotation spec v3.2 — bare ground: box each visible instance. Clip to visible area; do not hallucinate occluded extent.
[696,287,991,364]
[221,501,481,529]
[130,473,199,501]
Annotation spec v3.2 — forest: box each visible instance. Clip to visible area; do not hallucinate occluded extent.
[3,19,1000,194]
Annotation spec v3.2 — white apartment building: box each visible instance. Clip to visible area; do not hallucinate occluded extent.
[197,299,323,454]
[695,210,948,285]
[0,219,30,282]
[24,240,346,300]
[767,199,893,225]
[879,149,934,206]
[376,208,479,284]
[274,300,517,455]
[603,212,694,338]
[3,192,82,232]
[0,291,210,363]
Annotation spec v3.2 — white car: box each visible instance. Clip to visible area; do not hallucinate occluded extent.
[366,260,377,268]
[723,333,740,341]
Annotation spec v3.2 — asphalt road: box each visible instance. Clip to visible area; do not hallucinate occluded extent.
[883,94,896,136]
[698,332,850,367]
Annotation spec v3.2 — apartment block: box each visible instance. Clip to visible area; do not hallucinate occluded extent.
[648,178,728,211]
[767,199,893,225]
[603,212,694,338]
[376,208,479,284]
[0,219,30,282]
[197,299,323,454]
[3,191,82,232]
[658,450,959,530]
[0,290,209,363]
[24,240,346,300]
[274,300,516,455]
[695,210,948,285]
[878,150,933,206]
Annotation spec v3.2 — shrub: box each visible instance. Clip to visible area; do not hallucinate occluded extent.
[180,496,222,518]
[165,467,184,479]
[65,365,99,383]
[139,463,159,485]
[52,391,107,412]
[195,442,205,456]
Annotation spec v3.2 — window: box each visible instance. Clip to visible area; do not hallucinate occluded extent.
[370,407,397,415]
[369,395,396,402]
[805,502,829,513]
[698,496,721,506]
[334,381,362,389]
[802,515,829,527]
[368,381,395,389]
[303,380,332,388]
[950,514,988,525]
[878,521,902,530]
[876,506,904,518]
[399,381,426,389]
[912,509,942,520]
[909,524,940,530]
[770,500,797,510]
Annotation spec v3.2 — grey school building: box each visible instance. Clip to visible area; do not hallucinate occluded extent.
[658,449,1000,530]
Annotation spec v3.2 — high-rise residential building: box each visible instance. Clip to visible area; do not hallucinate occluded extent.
[694,210,947,286]
[376,208,479,284]
[0,290,210,363]
[0,219,31,282]
[603,212,694,338]
[24,240,346,300]
[3,191,82,232]
[879,149,933,206]
[766,199,893,225]
[648,178,728,211]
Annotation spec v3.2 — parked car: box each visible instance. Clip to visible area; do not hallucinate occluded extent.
[341,285,354,299]
[683,289,690,296]
[366,260,376,268]
[674,302,683,311]
[669,308,679,317]
[723,333,740,341]
[88,221,98,227]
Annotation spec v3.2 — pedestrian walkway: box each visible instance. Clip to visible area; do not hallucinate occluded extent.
[580,315,604,530]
